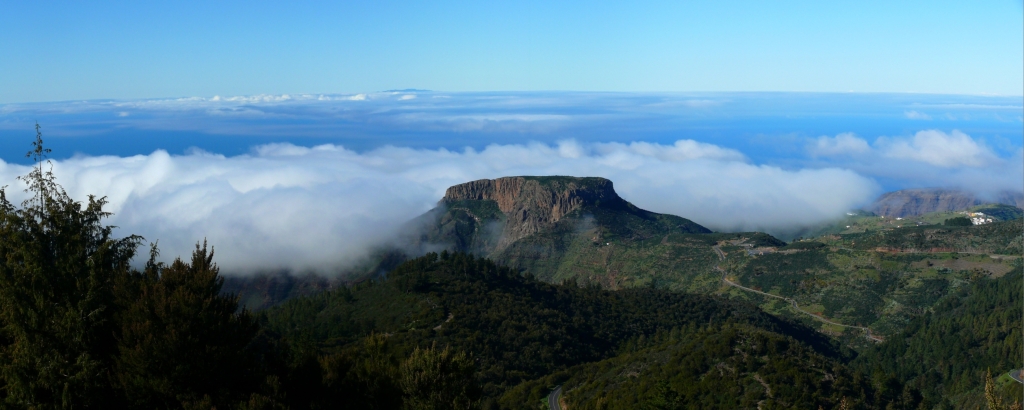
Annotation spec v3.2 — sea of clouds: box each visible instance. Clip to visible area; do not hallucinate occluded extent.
[810,129,1023,198]
[0,138,879,273]
[0,92,1020,273]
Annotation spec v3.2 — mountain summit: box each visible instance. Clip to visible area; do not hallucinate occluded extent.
[871,188,1024,217]
[415,176,714,287]
[440,176,645,250]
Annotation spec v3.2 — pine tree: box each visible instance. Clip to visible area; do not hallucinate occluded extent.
[0,125,265,409]
[985,369,1023,410]
[318,333,404,410]
[112,241,261,408]
[400,343,480,410]
[0,123,142,408]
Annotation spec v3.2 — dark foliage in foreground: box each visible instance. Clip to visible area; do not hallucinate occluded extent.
[263,250,855,408]
[0,128,265,408]
[505,324,870,409]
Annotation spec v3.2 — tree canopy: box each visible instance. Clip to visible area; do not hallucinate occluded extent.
[0,126,264,409]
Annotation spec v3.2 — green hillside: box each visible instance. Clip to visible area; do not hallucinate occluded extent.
[853,267,1023,409]
[263,251,857,407]
[786,203,1022,241]
[503,324,872,409]
[232,178,1023,371]
[391,180,1024,359]
[260,251,892,407]
[718,221,1022,348]
[970,204,1024,221]
[261,250,1022,409]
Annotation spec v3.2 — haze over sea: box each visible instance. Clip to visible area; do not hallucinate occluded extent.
[0,91,1019,273]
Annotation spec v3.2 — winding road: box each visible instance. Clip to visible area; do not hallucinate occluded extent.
[547,385,562,410]
[713,245,883,343]
[1010,369,1023,384]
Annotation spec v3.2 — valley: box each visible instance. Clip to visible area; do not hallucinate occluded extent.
[399,177,1022,351]
[715,225,1020,349]
[1,165,1020,409]
[220,176,1023,408]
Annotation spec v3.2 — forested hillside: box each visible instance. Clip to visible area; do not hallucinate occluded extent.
[262,251,859,408]
[853,268,1023,408]
[719,221,1022,349]
[262,250,1022,409]
[507,325,870,409]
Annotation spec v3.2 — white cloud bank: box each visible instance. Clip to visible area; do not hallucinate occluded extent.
[878,129,997,168]
[811,129,1003,168]
[810,133,872,157]
[904,110,932,120]
[0,139,879,274]
[807,129,1020,198]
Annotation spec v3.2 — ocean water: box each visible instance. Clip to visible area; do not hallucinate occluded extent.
[1,92,1019,168]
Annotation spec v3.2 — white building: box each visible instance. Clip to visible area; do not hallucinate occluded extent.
[970,217,993,225]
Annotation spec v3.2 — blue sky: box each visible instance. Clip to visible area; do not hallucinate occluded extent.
[0,2,1021,271]
[2,1,1022,103]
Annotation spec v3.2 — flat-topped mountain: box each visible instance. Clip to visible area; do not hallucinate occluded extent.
[439,176,698,251]
[415,176,715,287]
[871,188,1024,217]
[231,176,730,309]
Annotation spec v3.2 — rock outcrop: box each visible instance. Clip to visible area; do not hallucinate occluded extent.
[997,191,1024,209]
[871,188,1024,217]
[442,176,626,249]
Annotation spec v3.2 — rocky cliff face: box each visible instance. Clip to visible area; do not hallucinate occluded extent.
[997,191,1024,209]
[442,176,626,249]
[871,188,1024,217]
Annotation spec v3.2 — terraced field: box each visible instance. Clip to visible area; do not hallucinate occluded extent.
[715,220,1022,348]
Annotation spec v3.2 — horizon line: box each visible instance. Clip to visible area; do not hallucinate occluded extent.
[3,90,1023,105]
